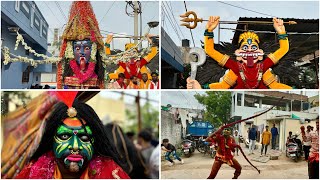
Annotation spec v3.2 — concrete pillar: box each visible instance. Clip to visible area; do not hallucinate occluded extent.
[259,98,262,108]
[235,93,238,107]
[286,102,289,112]
[241,92,245,106]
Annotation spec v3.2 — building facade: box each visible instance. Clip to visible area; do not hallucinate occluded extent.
[1,1,52,89]
[231,91,318,151]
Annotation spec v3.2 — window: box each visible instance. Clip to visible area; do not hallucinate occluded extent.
[22,66,31,83]
[21,2,30,19]
[237,93,242,106]
[42,25,48,39]
[25,49,29,56]
[15,1,20,12]
[34,15,40,31]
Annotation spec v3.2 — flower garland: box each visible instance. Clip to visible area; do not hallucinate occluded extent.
[101,46,157,65]
[2,47,62,67]
[69,59,96,83]
[90,42,97,62]
[65,41,75,59]
[14,31,50,59]
[2,30,158,67]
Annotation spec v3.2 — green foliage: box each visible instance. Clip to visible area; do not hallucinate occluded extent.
[1,92,31,115]
[194,92,232,127]
[125,102,159,136]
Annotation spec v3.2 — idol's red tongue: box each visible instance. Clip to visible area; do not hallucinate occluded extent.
[66,154,83,162]
[247,55,254,67]
[80,57,86,71]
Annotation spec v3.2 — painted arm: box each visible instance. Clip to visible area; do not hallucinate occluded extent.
[105,34,113,55]
[142,46,158,63]
[108,66,125,80]
[263,69,292,89]
[204,16,230,67]
[209,70,238,89]
[267,18,289,64]
[142,34,158,63]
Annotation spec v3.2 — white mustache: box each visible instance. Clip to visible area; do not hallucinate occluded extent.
[235,53,264,57]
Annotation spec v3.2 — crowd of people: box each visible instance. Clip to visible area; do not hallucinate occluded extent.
[162,120,318,179]
[108,72,159,89]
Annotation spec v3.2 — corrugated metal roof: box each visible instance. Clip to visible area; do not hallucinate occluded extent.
[232,17,319,45]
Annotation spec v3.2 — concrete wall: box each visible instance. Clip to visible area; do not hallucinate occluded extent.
[161,111,182,147]
[252,110,318,151]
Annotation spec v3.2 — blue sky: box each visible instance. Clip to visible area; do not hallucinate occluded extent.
[35,1,159,50]
[162,1,319,47]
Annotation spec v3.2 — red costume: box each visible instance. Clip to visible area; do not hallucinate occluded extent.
[16,151,130,179]
[119,58,148,79]
[207,128,241,179]
[224,57,274,89]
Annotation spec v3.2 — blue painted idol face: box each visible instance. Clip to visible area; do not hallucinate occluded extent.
[73,40,92,65]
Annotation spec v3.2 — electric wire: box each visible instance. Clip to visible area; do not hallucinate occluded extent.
[99,1,116,24]
[162,3,182,41]
[183,1,195,47]
[217,1,275,17]
[54,1,68,22]
[165,1,185,39]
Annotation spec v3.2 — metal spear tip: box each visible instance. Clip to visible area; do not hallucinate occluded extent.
[180,13,188,18]
[180,23,190,27]
[180,17,193,23]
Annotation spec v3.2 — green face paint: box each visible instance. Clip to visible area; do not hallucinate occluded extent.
[53,124,94,168]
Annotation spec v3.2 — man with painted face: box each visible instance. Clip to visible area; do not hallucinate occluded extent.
[16,97,130,179]
[187,16,291,89]
[206,126,242,179]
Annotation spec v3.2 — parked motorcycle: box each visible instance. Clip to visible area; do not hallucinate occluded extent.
[286,134,303,162]
[209,143,217,158]
[197,139,207,153]
[181,139,195,158]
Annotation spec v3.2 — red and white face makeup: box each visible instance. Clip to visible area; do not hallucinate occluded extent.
[235,39,264,67]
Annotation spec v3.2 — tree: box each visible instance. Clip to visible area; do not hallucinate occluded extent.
[125,102,159,136]
[1,92,31,116]
[194,91,232,127]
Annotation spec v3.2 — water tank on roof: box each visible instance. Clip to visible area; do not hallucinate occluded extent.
[182,39,190,47]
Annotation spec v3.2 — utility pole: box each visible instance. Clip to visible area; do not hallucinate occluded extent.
[136,91,142,132]
[134,1,139,46]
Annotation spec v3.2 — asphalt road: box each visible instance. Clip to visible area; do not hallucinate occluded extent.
[161,145,309,179]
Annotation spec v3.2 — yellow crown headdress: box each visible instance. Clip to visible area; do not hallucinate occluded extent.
[125,43,137,51]
[238,31,260,46]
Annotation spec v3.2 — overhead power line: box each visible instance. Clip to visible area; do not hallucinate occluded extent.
[162,3,182,41]
[217,1,275,17]
[183,1,195,47]
[165,1,185,39]
[43,1,63,26]
[99,1,116,24]
[55,1,68,22]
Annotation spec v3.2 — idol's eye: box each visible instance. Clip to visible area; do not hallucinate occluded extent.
[79,135,90,142]
[85,47,90,51]
[251,45,258,50]
[58,134,71,140]
[241,45,248,51]
[75,47,80,51]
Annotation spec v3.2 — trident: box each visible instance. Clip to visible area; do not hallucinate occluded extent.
[180,11,297,29]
